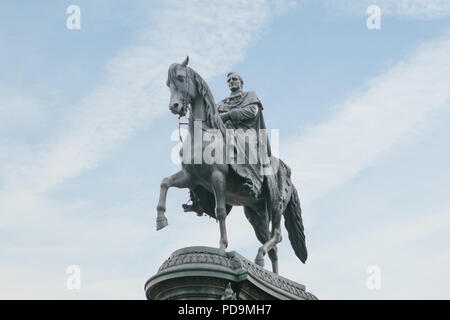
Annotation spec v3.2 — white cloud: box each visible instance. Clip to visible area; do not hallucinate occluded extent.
[378,0,450,17]
[284,31,450,201]
[0,0,292,225]
[281,207,450,299]
[2,0,449,300]
[0,0,297,299]
[0,262,146,299]
[326,0,450,18]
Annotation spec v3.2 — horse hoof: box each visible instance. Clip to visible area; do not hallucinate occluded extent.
[255,256,265,267]
[156,216,168,230]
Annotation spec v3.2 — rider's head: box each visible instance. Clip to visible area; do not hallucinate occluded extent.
[227,72,243,93]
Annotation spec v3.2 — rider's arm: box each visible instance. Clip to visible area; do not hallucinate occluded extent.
[227,104,259,122]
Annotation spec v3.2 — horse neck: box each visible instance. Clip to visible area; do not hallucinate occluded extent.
[187,74,226,136]
[188,94,211,133]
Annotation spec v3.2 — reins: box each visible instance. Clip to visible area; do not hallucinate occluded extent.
[177,114,190,143]
[176,65,208,142]
[177,65,191,143]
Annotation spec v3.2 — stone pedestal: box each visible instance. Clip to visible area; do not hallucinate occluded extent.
[145,246,317,300]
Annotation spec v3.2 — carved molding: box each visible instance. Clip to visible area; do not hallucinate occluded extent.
[154,246,317,300]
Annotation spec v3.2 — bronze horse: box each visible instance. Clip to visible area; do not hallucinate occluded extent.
[156,57,307,273]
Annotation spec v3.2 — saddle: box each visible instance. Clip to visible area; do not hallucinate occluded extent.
[182,158,293,218]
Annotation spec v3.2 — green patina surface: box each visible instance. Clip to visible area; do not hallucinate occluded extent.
[145,246,317,300]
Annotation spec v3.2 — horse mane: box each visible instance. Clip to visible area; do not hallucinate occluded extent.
[191,69,227,135]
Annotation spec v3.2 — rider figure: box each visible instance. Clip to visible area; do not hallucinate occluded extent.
[217,72,272,199]
[184,71,278,216]
[218,72,261,131]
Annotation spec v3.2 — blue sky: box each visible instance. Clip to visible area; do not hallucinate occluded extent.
[1,0,450,299]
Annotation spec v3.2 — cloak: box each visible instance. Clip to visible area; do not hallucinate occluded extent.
[183,91,283,218]
[217,91,272,199]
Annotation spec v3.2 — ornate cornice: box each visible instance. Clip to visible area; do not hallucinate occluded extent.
[153,246,317,300]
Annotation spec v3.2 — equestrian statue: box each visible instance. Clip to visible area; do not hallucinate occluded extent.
[156,56,307,274]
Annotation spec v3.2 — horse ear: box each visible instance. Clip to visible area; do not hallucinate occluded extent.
[181,55,189,66]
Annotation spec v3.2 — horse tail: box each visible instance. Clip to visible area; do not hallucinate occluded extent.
[282,185,307,263]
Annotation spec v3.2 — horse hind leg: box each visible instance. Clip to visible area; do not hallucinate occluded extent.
[211,170,228,250]
[156,170,192,230]
[243,206,277,271]
[255,230,281,273]
[268,246,278,274]
[255,244,279,273]
[255,206,283,273]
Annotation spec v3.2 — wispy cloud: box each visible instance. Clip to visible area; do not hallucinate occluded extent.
[0,0,291,225]
[282,206,450,299]
[0,0,297,298]
[326,0,450,18]
[2,0,449,300]
[284,31,450,201]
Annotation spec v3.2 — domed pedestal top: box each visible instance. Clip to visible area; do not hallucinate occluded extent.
[145,246,317,300]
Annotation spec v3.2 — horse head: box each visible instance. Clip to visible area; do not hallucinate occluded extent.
[166,56,196,117]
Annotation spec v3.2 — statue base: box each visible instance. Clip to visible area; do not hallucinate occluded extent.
[145,246,317,300]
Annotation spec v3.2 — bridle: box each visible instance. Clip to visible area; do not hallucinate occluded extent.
[176,65,206,142]
[176,65,190,142]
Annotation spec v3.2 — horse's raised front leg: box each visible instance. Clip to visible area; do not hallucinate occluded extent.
[156,170,192,231]
[211,170,228,250]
